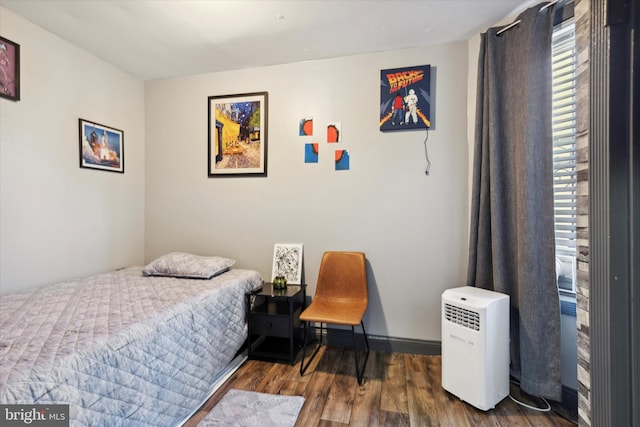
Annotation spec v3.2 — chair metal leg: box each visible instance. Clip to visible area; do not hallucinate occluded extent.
[299,321,321,377]
[352,321,370,385]
[301,321,370,384]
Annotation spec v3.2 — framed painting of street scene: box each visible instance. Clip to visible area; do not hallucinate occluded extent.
[208,92,268,177]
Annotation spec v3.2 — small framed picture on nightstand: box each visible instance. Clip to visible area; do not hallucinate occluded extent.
[271,243,303,284]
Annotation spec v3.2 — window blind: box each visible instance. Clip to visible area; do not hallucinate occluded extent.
[552,21,577,293]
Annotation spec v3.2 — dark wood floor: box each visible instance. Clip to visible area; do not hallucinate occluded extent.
[185,346,577,427]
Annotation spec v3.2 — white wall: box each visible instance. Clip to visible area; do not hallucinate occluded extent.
[0,5,470,342]
[0,7,146,294]
[145,43,469,341]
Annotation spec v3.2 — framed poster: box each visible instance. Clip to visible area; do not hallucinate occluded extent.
[79,118,124,173]
[0,35,20,101]
[271,243,304,284]
[208,91,268,177]
[379,64,431,132]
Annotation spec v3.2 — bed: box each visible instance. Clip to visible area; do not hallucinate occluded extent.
[0,253,263,426]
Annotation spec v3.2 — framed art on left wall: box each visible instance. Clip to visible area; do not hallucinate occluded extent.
[79,118,124,173]
[0,35,20,102]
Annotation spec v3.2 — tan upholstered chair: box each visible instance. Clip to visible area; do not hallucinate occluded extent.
[299,251,370,384]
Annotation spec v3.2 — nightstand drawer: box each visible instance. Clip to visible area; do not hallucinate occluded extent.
[250,314,290,338]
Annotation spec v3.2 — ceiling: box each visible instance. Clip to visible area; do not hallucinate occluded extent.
[0,0,532,81]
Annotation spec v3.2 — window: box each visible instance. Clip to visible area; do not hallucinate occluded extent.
[551,20,577,295]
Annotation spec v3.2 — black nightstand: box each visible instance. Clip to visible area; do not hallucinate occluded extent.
[246,283,306,364]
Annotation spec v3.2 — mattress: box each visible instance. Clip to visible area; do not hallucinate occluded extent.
[0,267,263,426]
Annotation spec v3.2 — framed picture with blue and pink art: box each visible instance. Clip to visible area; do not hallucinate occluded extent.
[79,118,124,173]
[0,35,20,102]
[379,64,431,132]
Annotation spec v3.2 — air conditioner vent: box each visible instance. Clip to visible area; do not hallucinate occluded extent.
[444,303,481,331]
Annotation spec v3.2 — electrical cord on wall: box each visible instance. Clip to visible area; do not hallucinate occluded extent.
[423,128,431,175]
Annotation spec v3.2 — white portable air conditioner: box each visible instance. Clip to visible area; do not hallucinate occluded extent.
[441,286,510,411]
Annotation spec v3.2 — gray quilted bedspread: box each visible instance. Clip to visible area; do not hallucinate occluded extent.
[0,267,263,426]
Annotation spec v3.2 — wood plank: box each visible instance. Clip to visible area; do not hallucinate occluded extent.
[380,410,411,426]
[507,384,576,427]
[292,378,309,396]
[507,383,562,427]
[350,378,381,426]
[316,421,348,427]
[550,410,580,427]
[291,342,327,383]
[380,351,409,414]
[186,350,577,427]
[405,352,426,372]
[362,348,384,380]
[493,393,534,427]
[320,348,358,424]
[404,353,439,426]
[349,350,382,426]
[257,361,290,394]
[461,403,503,427]
[228,358,273,391]
[295,346,343,427]
[278,377,308,397]
[526,411,569,427]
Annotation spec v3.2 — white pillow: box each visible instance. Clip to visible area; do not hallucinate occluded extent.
[142,252,235,279]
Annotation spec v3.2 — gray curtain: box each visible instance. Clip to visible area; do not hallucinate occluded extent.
[467,3,561,400]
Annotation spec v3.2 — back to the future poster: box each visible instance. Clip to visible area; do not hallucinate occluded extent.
[379,64,431,132]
